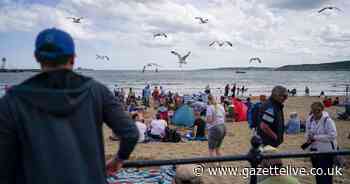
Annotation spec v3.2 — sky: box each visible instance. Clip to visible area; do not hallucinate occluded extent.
[1,0,350,70]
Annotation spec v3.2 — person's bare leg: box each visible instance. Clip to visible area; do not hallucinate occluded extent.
[209,149,215,157]
[215,148,222,157]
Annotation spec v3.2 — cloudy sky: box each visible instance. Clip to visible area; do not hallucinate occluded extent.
[1,0,350,70]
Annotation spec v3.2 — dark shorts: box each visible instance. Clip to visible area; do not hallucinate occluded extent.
[208,124,226,149]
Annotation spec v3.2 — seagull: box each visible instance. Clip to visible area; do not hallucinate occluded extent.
[209,41,233,47]
[171,51,191,67]
[67,17,83,23]
[225,41,233,47]
[153,33,167,38]
[1,57,6,62]
[249,57,262,63]
[96,55,110,61]
[318,6,342,13]
[195,17,209,24]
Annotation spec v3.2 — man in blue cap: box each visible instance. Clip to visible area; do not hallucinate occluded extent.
[0,28,139,184]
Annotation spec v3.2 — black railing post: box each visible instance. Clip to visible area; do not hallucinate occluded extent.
[248,135,263,184]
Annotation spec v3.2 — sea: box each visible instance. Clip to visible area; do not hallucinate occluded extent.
[0,70,349,97]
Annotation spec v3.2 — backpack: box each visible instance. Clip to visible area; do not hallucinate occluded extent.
[248,102,262,129]
[163,127,181,143]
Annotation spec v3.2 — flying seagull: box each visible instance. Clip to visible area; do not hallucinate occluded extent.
[209,41,233,47]
[171,51,191,67]
[318,6,342,13]
[153,33,167,38]
[67,17,84,23]
[195,17,209,24]
[96,54,110,61]
[249,57,262,63]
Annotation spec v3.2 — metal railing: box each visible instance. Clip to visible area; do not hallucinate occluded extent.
[122,135,350,184]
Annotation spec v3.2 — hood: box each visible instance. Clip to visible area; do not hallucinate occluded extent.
[321,111,330,120]
[9,69,93,116]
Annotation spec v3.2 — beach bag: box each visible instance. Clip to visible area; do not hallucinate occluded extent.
[163,127,181,143]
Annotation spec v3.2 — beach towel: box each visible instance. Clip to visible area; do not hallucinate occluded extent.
[185,132,208,141]
[171,105,195,127]
[107,166,176,184]
[232,98,248,122]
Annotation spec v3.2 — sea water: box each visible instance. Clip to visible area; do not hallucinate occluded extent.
[0,70,349,97]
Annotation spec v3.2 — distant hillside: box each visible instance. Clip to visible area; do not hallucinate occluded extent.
[275,60,350,71]
[197,67,274,71]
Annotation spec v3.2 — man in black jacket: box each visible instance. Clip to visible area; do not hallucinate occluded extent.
[257,86,288,147]
[0,28,139,184]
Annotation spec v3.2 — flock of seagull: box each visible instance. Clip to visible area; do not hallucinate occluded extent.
[61,5,343,72]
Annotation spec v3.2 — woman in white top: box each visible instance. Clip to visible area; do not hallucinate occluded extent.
[305,102,337,184]
[150,113,168,140]
[132,113,147,143]
[206,95,226,157]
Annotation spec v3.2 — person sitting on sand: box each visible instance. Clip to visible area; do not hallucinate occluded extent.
[285,112,300,134]
[127,96,138,113]
[257,146,300,184]
[323,97,332,108]
[333,97,339,106]
[149,113,168,140]
[192,111,207,139]
[158,96,169,122]
[132,113,147,143]
[206,95,226,157]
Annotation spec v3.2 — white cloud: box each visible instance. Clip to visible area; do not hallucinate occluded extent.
[1,0,350,69]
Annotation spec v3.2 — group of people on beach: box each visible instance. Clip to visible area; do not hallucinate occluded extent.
[224,83,248,97]
[0,28,348,184]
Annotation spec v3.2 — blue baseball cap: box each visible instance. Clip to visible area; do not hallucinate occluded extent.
[34,28,75,61]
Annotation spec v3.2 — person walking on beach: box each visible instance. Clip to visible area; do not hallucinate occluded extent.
[305,86,310,96]
[231,83,236,97]
[241,85,245,96]
[0,28,139,184]
[305,102,337,184]
[257,86,288,148]
[206,95,226,157]
[224,84,230,97]
[142,84,151,108]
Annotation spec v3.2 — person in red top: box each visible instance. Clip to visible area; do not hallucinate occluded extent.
[323,97,332,108]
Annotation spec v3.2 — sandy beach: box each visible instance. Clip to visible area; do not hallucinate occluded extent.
[104,96,350,184]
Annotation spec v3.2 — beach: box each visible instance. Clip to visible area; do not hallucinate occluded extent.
[104,96,350,184]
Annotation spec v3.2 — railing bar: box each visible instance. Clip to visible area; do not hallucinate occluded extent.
[122,150,350,168]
